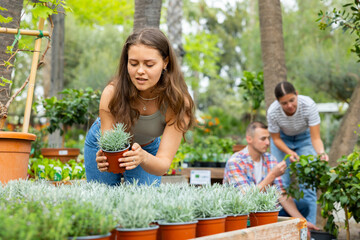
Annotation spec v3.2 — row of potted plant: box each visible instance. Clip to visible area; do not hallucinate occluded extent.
[27,156,86,182]
[0,180,281,240]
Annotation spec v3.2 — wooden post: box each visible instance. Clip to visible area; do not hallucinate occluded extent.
[22,18,45,133]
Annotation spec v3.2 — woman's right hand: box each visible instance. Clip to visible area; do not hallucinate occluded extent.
[96,150,109,172]
[288,151,299,162]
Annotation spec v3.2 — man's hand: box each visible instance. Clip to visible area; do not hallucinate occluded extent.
[270,161,287,178]
[307,221,319,231]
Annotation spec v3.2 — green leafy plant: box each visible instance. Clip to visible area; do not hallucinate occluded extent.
[317,1,360,62]
[97,123,131,152]
[39,88,101,147]
[28,156,85,181]
[238,71,264,121]
[287,154,330,200]
[287,153,360,239]
[0,1,71,130]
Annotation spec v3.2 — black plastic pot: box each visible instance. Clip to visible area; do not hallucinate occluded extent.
[310,230,337,240]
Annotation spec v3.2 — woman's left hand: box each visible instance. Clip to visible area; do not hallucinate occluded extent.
[119,143,149,170]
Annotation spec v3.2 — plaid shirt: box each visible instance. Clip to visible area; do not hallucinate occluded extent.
[223,146,284,191]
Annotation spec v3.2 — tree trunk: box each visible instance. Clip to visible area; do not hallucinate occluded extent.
[328,78,360,166]
[133,0,162,32]
[167,0,184,63]
[48,6,65,148]
[0,0,24,117]
[258,0,287,109]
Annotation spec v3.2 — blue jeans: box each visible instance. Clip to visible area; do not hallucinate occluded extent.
[270,129,317,224]
[84,118,161,186]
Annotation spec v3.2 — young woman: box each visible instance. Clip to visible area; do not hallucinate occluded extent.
[266,81,328,225]
[84,28,195,186]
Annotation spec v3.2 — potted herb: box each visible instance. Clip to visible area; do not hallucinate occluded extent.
[114,192,158,240]
[39,88,101,162]
[157,186,198,240]
[0,197,72,240]
[97,123,131,174]
[65,201,116,240]
[222,186,250,231]
[288,152,360,240]
[194,184,226,237]
[246,184,281,227]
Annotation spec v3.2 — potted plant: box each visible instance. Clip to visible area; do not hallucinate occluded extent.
[114,192,158,240]
[246,184,281,227]
[156,186,198,240]
[0,1,68,184]
[65,201,116,240]
[96,123,131,174]
[194,184,226,237]
[28,156,86,183]
[287,152,360,240]
[39,88,100,162]
[222,186,250,232]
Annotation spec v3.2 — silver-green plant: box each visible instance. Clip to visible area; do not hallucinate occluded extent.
[97,123,131,152]
[194,184,225,218]
[245,184,281,212]
[157,184,197,223]
[222,185,250,216]
[114,192,156,229]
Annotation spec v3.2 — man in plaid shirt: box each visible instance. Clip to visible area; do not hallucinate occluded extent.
[223,122,318,230]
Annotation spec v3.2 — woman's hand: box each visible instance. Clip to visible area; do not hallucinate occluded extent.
[120,143,149,170]
[96,149,109,172]
[319,152,329,161]
[288,151,299,162]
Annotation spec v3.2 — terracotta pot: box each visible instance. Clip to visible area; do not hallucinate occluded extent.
[110,228,117,240]
[196,216,226,237]
[249,211,279,227]
[0,131,36,184]
[116,225,158,240]
[41,148,80,163]
[158,220,198,240]
[68,232,111,240]
[103,145,130,174]
[225,214,248,232]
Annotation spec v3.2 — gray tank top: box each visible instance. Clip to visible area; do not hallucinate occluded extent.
[131,110,166,145]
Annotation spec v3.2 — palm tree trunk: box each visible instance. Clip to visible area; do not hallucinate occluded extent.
[48,5,64,147]
[258,0,287,109]
[167,0,184,63]
[328,77,360,165]
[133,0,162,32]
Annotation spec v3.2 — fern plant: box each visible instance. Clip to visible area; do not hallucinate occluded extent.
[97,123,131,152]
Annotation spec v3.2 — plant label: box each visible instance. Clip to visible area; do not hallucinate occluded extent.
[190,170,211,185]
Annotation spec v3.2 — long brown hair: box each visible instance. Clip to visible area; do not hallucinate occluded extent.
[108,28,195,135]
